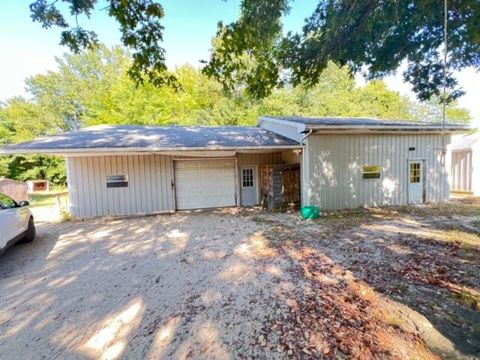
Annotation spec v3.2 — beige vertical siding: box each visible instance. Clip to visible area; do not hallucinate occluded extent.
[237,152,283,166]
[237,151,301,166]
[281,150,301,164]
[305,133,450,210]
[66,154,174,217]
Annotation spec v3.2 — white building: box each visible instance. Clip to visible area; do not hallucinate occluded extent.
[450,131,480,195]
[0,117,468,217]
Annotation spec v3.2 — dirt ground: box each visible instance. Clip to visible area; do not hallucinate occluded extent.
[0,201,479,359]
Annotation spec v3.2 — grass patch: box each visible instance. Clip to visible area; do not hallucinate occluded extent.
[386,313,405,329]
[60,209,75,222]
[454,289,480,310]
[29,191,68,208]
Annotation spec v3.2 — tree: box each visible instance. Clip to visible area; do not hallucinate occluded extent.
[29,0,175,88]
[20,47,475,128]
[0,46,471,184]
[1,97,60,142]
[408,97,471,124]
[30,1,478,104]
[205,0,480,102]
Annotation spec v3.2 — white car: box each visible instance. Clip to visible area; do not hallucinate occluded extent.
[0,193,36,254]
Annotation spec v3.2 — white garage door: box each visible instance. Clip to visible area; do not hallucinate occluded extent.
[174,159,237,210]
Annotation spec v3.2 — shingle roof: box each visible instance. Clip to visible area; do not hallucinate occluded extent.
[262,116,469,130]
[0,125,301,154]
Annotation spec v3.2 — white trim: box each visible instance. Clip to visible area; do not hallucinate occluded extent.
[407,158,427,204]
[234,157,239,206]
[173,158,237,210]
[258,116,307,132]
[0,145,303,156]
[170,157,176,211]
[308,127,468,136]
[258,116,469,133]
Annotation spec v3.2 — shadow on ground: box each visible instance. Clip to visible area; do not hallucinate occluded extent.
[0,203,478,359]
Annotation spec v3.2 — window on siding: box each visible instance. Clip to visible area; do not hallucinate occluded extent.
[106,175,128,188]
[362,165,381,180]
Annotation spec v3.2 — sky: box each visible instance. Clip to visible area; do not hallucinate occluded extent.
[0,0,478,126]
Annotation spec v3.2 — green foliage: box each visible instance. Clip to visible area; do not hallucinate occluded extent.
[0,107,14,145]
[0,155,66,187]
[29,191,69,208]
[29,0,174,89]
[0,46,472,187]
[202,0,289,99]
[2,97,61,142]
[6,47,474,129]
[206,0,480,102]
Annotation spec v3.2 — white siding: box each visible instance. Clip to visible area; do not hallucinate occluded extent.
[304,134,450,210]
[473,142,480,196]
[258,118,305,142]
[451,150,473,192]
[66,154,174,217]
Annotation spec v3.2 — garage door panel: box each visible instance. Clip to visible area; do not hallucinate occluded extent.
[175,160,236,210]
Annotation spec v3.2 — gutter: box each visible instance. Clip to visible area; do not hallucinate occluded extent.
[0,144,304,155]
[303,125,469,132]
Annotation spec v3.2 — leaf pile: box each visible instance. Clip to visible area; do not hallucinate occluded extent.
[256,248,432,359]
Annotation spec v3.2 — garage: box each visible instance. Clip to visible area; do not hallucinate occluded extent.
[0,125,302,217]
[174,159,237,210]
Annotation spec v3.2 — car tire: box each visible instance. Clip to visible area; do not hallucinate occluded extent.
[22,217,36,243]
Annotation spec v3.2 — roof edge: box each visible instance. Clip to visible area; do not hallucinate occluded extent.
[305,125,469,133]
[0,144,304,156]
[261,116,471,132]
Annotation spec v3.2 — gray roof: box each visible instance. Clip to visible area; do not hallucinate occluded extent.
[0,125,301,154]
[262,116,469,130]
[451,131,480,150]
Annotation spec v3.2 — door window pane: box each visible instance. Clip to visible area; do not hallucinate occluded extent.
[410,163,421,183]
[242,168,254,187]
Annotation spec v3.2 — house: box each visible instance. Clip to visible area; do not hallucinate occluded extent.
[0,117,467,217]
[450,131,480,195]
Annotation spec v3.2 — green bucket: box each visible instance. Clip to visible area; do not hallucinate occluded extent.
[301,206,320,220]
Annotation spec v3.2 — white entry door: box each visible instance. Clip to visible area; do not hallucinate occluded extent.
[240,167,258,206]
[174,159,237,210]
[408,160,425,204]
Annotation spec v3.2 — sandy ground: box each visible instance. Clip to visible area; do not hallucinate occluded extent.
[31,204,63,224]
[0,203,479,359]
[0,210,294,359]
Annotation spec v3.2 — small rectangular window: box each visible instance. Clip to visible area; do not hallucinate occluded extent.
[106,174,128,188]
[362,165,381,180]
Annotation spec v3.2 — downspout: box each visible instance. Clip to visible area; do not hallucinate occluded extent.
[300,129,313,207]
[301,129,313,145]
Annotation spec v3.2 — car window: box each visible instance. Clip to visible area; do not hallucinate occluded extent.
[0,193,18,209]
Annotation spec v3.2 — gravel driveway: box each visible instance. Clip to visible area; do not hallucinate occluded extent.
[1,206,478,359]
[0,210,292,359]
